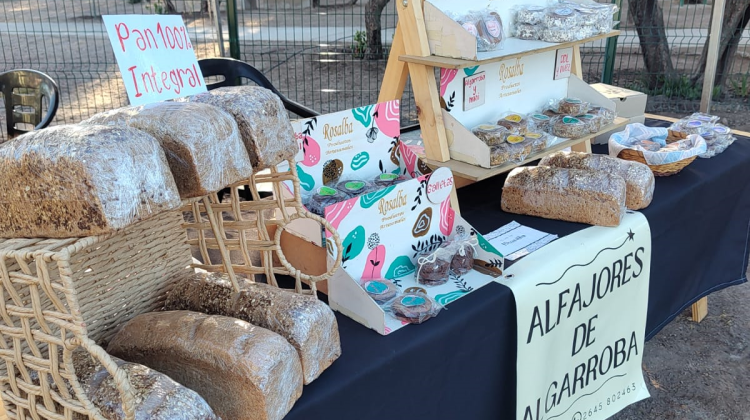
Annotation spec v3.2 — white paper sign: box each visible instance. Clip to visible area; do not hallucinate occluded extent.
[503,212,651,420]
[485,221,558,261]
[102,15,206,105]
[463,72,487,111]
[555,47,574,80]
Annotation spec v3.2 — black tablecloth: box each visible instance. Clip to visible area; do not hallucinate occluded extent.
[286,118,750,419]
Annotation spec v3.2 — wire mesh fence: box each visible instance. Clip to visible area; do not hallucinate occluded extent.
[1,0,749,142]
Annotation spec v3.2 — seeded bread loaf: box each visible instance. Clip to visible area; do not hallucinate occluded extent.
[501,166,626,227]
[539,151,655,210]
[108,310,303,420]
[82,102,254,199]
[184,86,296,170]
[165,272,341,384]
[0,124,181,238]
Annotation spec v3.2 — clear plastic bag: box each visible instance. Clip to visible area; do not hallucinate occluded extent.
[335,179,376,196]
[453,10,505,52]
[387,291,443,324]
[514,23,541,40]
[308,186,351,217]
[539,151,655,210]
[529,113,553,132]
[472,124,510,146]
[0,124,182,238]
[544,6,581,30]
[372,173,407,189]
[526,131,551,153]
[550,115,590,138]
[416,246,454,286]
[515,4,547,25]
[552,97,591,115]
[446,233,478,275]
[82,102,254,199]
[490,137,534,166]
[575,113,604,133]
[497,111,529,134]
[501,166,627,227]
[361,278,400,304]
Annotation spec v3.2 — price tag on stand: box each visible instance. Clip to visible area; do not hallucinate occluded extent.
[554,47,573,80]
[463,71,486,111]
[102,15,207,105]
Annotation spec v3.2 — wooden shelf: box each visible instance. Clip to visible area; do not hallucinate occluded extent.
[399,31,620,69]
[422,117,629,182]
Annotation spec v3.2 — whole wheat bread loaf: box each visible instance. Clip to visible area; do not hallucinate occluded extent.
[82,102,254,199]
[501,166,627,227]
[184,86,296,169]
[539,151,654,210]
[108,310,303,420]
[0,124,181,238]
[165,272,341,384]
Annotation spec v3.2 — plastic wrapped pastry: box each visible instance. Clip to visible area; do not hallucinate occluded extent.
[388,292,442,324]
[416,247,453,286]
[0,124,181,238]
[526,132,550,153]
[490,137,534,166]
[373,173,404,188]
[472,124,509,146]
[539,151,655,210]
[165,272,341,385]
[544,7,581,30]
[529,113,553,132]
[556,97,590,115]
[576,113,604,133]
[72,350,219,420]
[497,112,529,134]
[308,186,350,216]
[551,116,590,138]
[501,166,627,227]
[514,23,540,40]
[184,86,296,170]
[336,179,373,196]
[454,10,504,51]
[540,27,582,42]
[446,233,477,275]
[515,5,547,25]
[361,278,400,303]
[589,106,616,127]
[108,311,304,420]
[82,102,254,199]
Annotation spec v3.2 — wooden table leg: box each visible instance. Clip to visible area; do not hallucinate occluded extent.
[691,296,708,322]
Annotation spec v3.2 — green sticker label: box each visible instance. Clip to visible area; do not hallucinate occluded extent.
[563,117,581,124]
[379,174,399,181]
[565,98,582,104]
[345,181,365,191]
[401,295,426,307]
[318,186,337,196]
[532,114,550,121]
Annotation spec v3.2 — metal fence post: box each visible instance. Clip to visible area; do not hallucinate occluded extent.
[226,0,241,59]
[601,0,622,84]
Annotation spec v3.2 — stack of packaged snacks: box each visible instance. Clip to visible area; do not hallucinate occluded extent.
[512,3,618,43]
[670,113,736,158]
[447,9,505,52]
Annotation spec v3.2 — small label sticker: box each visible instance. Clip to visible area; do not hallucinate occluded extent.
[401,295,427,307]
[565,98,582,104]
[686,120,704,128]
[532,114,550,121]
[485,19,502,37]
[426,167,454,204]
[507,135,525,144]
[462,23,479,36]
[379,173,398,181]
[713,126,729,134]
[563,116,581,124]
[345,181,365,190]
[318,186,337,196]
[478,124,498,130]
[555,7,574,16]
[505,114,523,123]
[526,132,543,139]
[365,281,388,295]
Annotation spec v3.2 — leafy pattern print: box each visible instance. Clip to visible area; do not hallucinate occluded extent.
[298,135,321,167]
[373,101,400,138]
[440,68,458,96]
[439,198,455,236]
[464,66,480,76]
[342,226,366,263]
[296,164,315,192]
[325,198,356,238]
[361,245,386,280]
[352,105,374,127]
[385,255,416,280]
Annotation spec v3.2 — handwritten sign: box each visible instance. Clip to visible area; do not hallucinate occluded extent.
[554,47,573,80]
[102,15,206,105]
[463,72,486,111]
[426,167,454,204]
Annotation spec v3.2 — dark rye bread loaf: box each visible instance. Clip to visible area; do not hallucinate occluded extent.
[82,102,254,199]
[501,166,626,227]
[165,272,341,384]
[184,86,296,170]
[539,151,655,210]
[108,310,303,420]
[0,124,181,238]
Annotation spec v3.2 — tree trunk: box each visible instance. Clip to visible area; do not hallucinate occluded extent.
[164,0,178,13]
[365,0,390,59]
[628,0,675,88]
[690,0,750,90]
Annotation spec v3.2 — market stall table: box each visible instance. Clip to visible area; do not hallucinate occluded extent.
[285,117,750,419]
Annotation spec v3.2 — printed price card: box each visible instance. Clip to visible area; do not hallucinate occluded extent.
[463,71,486,111]
[102,15,207,105]
[554,47,574,80]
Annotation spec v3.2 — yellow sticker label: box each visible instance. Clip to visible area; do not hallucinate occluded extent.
[505,114,523,123]
[526,133,542,139]
[507,135,525,144]
[478,124,498,130]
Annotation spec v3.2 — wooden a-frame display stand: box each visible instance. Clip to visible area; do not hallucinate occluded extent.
[378,0,626,194]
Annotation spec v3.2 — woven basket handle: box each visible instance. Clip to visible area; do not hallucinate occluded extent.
[273,209,344,295]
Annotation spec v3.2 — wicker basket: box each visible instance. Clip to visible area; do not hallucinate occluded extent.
[0,210,193,420]
[616,130,697,177]
[181,159,343,295]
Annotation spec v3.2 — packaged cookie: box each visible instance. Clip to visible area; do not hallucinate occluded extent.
[551,116,589,139]
[497,112,528,134]
[361,279,399,304]
[672,119,707,136]
[589,106,616,126]
[575,6,599,26]
[515,5,547,25]
[526,132,549,153]
[540,27,580,43]
[575,113,604,133]
[373,173,404,189]
[556,97,590,115]
[472,124,508,146]
[416,247,453,286]
[634,139,662,152]
[448,234,478,275]
[490,136,534,166]
[689,112,720,124]
[529,113,552,132]
[711,124,733,141]
[388,292,442,324]
[479,11,505,50]
[544,7,580,30]
[336,179,373,197]
[308,186,349,216]
[514,23,540,40]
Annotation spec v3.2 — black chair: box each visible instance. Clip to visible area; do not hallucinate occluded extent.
[198,57,319,118]
[0,69,60,140]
